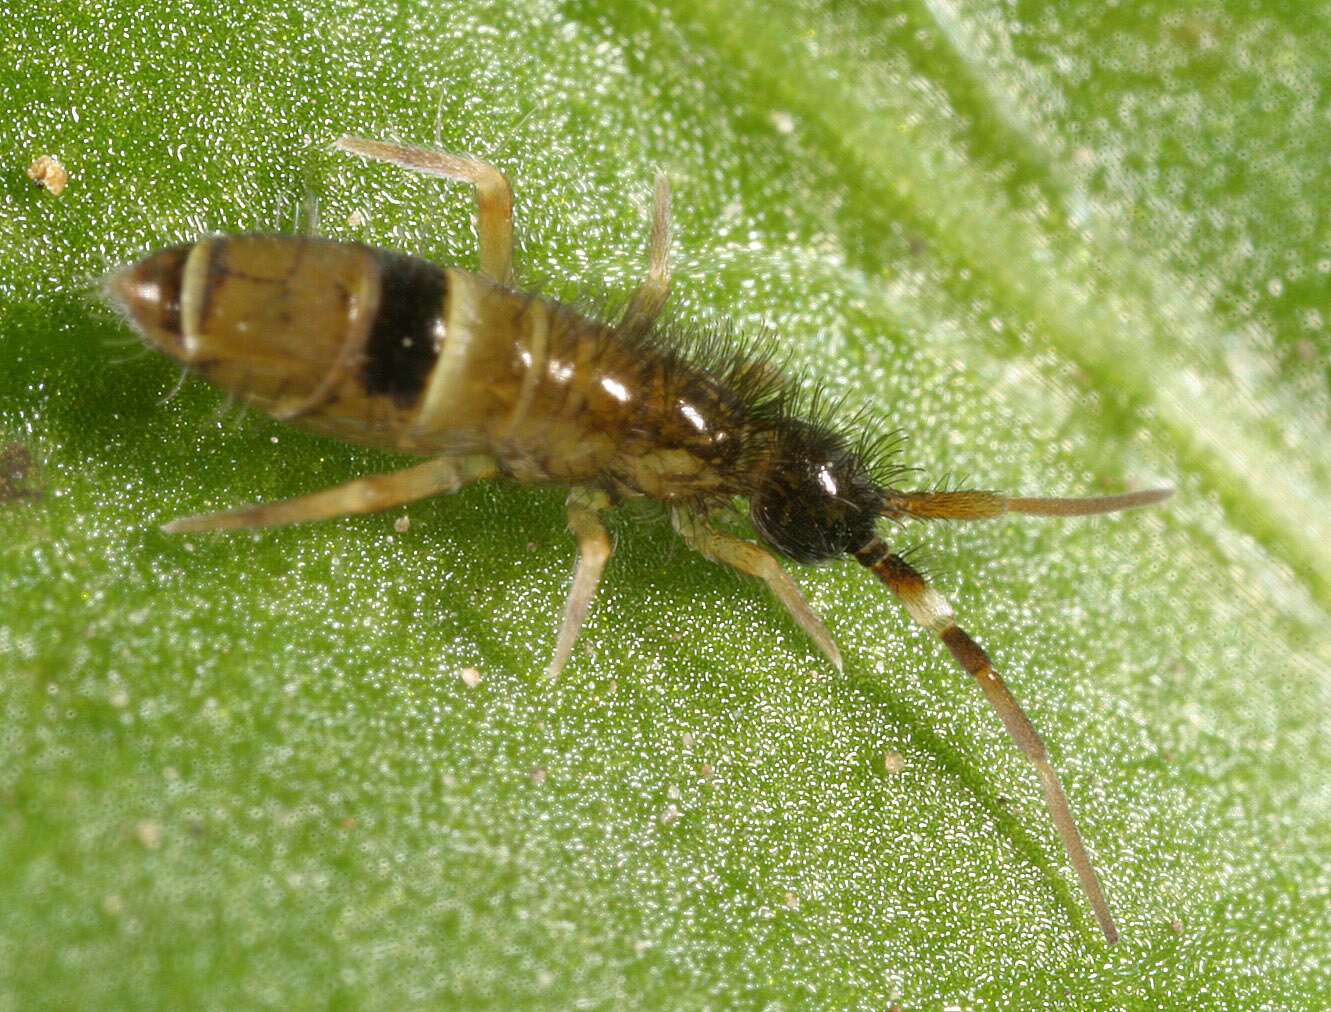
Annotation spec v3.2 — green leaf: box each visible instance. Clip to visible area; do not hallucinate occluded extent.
[3,1,1328,1007]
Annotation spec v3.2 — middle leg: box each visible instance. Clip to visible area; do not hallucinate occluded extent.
[619,172,673,334]
[547,486,615,678]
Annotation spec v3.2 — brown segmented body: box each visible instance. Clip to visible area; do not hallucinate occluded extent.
[108,136,1174,944]
[127,235,752,505]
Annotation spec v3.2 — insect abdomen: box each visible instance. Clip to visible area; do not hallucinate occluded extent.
[110,236,454,452]
[112,235,751,499]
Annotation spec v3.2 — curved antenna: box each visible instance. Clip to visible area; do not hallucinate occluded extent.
[854,538,1119,943]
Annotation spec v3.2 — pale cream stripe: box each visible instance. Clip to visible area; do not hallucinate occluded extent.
[497,299,548,441]
[178,237,215,360]
[411,267,478,446]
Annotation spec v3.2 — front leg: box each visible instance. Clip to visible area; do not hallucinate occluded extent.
[672,508,842,670]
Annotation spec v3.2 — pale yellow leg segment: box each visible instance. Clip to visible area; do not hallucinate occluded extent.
[162,455,499,533]
[336,136,516,285]
[620,173,672,333]
[672,509,843,671]
[547,487,614,678]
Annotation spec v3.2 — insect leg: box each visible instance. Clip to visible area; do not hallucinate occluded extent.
[672,509,842,670]
[620,173,673,333]
[547,487,614,678]
[161,455,498,533]
[854,537,1118,944]
[336,136,516,285]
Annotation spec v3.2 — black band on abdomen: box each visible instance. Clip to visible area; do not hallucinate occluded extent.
[361,250,449,406]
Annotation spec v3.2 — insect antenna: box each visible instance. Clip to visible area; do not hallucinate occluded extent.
[852,536,1122,943]
[881,487,1172,521]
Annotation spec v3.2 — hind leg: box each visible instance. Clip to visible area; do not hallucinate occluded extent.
[162,455,498,532]
[337,136,516,285]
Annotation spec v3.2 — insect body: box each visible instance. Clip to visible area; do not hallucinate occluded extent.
[109,136,1170,943]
